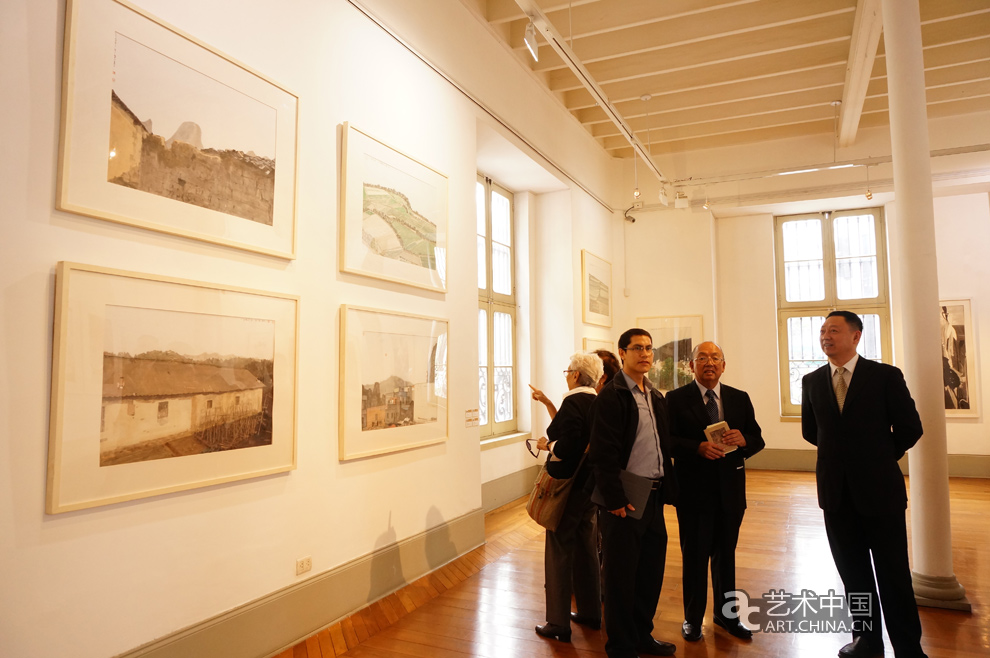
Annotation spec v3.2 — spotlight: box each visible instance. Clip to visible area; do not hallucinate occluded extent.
[674,192,689,209]
[658,187,668,207]
[865,189,873,200]
[524,21,539,62]
[633,187,641,199]
[703,200,710,210]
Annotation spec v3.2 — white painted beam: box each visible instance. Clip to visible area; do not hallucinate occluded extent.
[838,0,883,146]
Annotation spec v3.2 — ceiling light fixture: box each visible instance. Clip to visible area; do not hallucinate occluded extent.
[658,186,668,207]
[524,20,539,62]
[865,165,873,200]
[674,191,689,209]
[702,186,710,210]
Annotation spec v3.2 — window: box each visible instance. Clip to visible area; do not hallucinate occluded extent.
[477,175,516,437]
[774,209,891,415]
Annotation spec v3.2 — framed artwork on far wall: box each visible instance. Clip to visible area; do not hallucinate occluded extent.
[636,315,704,394]
[581,250,612,327]
[340,306,449,460]
[583,337,615,354]
[340,123,449,293]
[940,299,979,418]
[47,262,299,514]
[57,0,299,259]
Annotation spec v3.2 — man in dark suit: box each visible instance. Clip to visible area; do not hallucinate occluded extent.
[802,311,927,658]
[668,341,764,642]
[591,328,679,658]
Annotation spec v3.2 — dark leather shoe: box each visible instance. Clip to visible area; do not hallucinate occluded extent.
[637,637,677,656]
[681,620,702,641]
[570,611,602,630]
[535,622,571,643]
[713,616,754,640]
[838,637,884,658]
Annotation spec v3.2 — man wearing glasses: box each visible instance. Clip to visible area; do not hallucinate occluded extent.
[590,328,679,658]
[666,342,764,642]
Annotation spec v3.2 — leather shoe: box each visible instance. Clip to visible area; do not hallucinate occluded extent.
[713,616,754,640]
[838,637,884,658]
[681,620,702,641]
[570,612,602,630]
[535,622,571,643]
[637,637,676,656]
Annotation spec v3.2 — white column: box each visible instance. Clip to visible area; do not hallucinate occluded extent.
[881,0,969,610]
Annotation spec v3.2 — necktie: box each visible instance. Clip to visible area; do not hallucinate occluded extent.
[833,366,848,411]
[705,389,719,424]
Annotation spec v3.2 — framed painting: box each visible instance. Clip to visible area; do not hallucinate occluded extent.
[940,300,979,418]
[636,315,704,393]
[340,123,448,292]
[57,0,299,259]
[581,250,612,327]
[47,262,299,513]
[583,337,615,354]
[340,306,448,460]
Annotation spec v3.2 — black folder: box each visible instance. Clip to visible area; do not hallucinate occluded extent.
[591,469,655,520]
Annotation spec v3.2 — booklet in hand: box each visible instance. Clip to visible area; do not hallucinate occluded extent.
[704,421,738,454]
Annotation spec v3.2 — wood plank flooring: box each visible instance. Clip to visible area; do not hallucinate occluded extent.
[280,471,989,658]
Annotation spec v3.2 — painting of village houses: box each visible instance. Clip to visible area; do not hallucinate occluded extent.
[107,33,277,224]
[100,305,275,466]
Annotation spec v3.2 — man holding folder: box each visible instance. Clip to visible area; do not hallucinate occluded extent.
[591,328,679,658]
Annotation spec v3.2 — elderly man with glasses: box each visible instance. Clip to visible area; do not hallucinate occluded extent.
[590,328,679,658]
[667,341,764,643]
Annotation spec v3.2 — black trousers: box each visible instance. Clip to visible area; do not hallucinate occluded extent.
[599,487,667,658]
[823,485,926,658]
[676,503,744,625]
[544,487,601,627]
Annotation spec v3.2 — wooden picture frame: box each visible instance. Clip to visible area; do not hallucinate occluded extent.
[581,250,612,327]
[57,0,299,259]
[47,262,299,513]
[340,305,448,460]
[340,123,448,292]
[940,299,979,418]
[636,315,704,393]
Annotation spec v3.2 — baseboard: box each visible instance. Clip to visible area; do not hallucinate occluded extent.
[746,449,990,478]
[115,507,485,658]
[481,464,540,512]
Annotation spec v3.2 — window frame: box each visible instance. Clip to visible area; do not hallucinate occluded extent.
[774,208,891,416]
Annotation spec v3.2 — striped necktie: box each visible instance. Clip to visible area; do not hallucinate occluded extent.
[833,366,848,411]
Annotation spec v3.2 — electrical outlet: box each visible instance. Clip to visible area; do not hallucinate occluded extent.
[296,556,312,576]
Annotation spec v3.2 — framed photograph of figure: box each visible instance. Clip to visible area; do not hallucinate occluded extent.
[57,0,299,259]
[581,250,612,327]
[340,306,448,460]
[636,315,704,393]
[47,262,299,514]
[583,337,615,354]
[340,123,448,292]
[940,300,978,418]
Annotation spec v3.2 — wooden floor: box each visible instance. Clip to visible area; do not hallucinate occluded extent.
[279,471,989,658]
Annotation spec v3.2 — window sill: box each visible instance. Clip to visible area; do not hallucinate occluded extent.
[480,431,531,452]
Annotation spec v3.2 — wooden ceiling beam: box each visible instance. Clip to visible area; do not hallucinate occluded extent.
[837,0,882,147]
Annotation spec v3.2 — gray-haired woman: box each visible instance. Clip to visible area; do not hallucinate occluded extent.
[529,352,604,643]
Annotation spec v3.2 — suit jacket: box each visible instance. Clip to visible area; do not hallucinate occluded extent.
[545,390,596,488]
[668,382,765,514]
[802,358,923,515]
[590,373,678,511]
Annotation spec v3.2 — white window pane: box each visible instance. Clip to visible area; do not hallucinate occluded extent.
[494,367,513,422]
[492,243,511,295]
[833,214,876,259]
[478,309,487,367]
[493,312,513,367]
[479,367,488,426]
[476,182,486,237]
[789,361,826,405]
[784,261,825,302]
[491,191,511,246]
[782,219,822,261]
[787,316,827,405]
[836,256,878,300]
[477,235,487,290]
[860,314,882,360]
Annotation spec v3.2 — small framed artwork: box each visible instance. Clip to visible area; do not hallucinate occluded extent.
[47,262,299,513]
[940,300,978,418]
[581,250,612,327]
[583,337,615,354]
[340,306,449,460]
[636,315,704,393]
[340,123,448,292]
[57,0,299,259]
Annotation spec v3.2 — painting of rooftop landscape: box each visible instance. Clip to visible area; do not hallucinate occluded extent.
[107,33,277,224]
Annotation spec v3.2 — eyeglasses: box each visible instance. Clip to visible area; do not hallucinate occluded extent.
[525,438,542,458]
[622,345,653,353]
[694,356,724,364]
[563,369,575,375]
